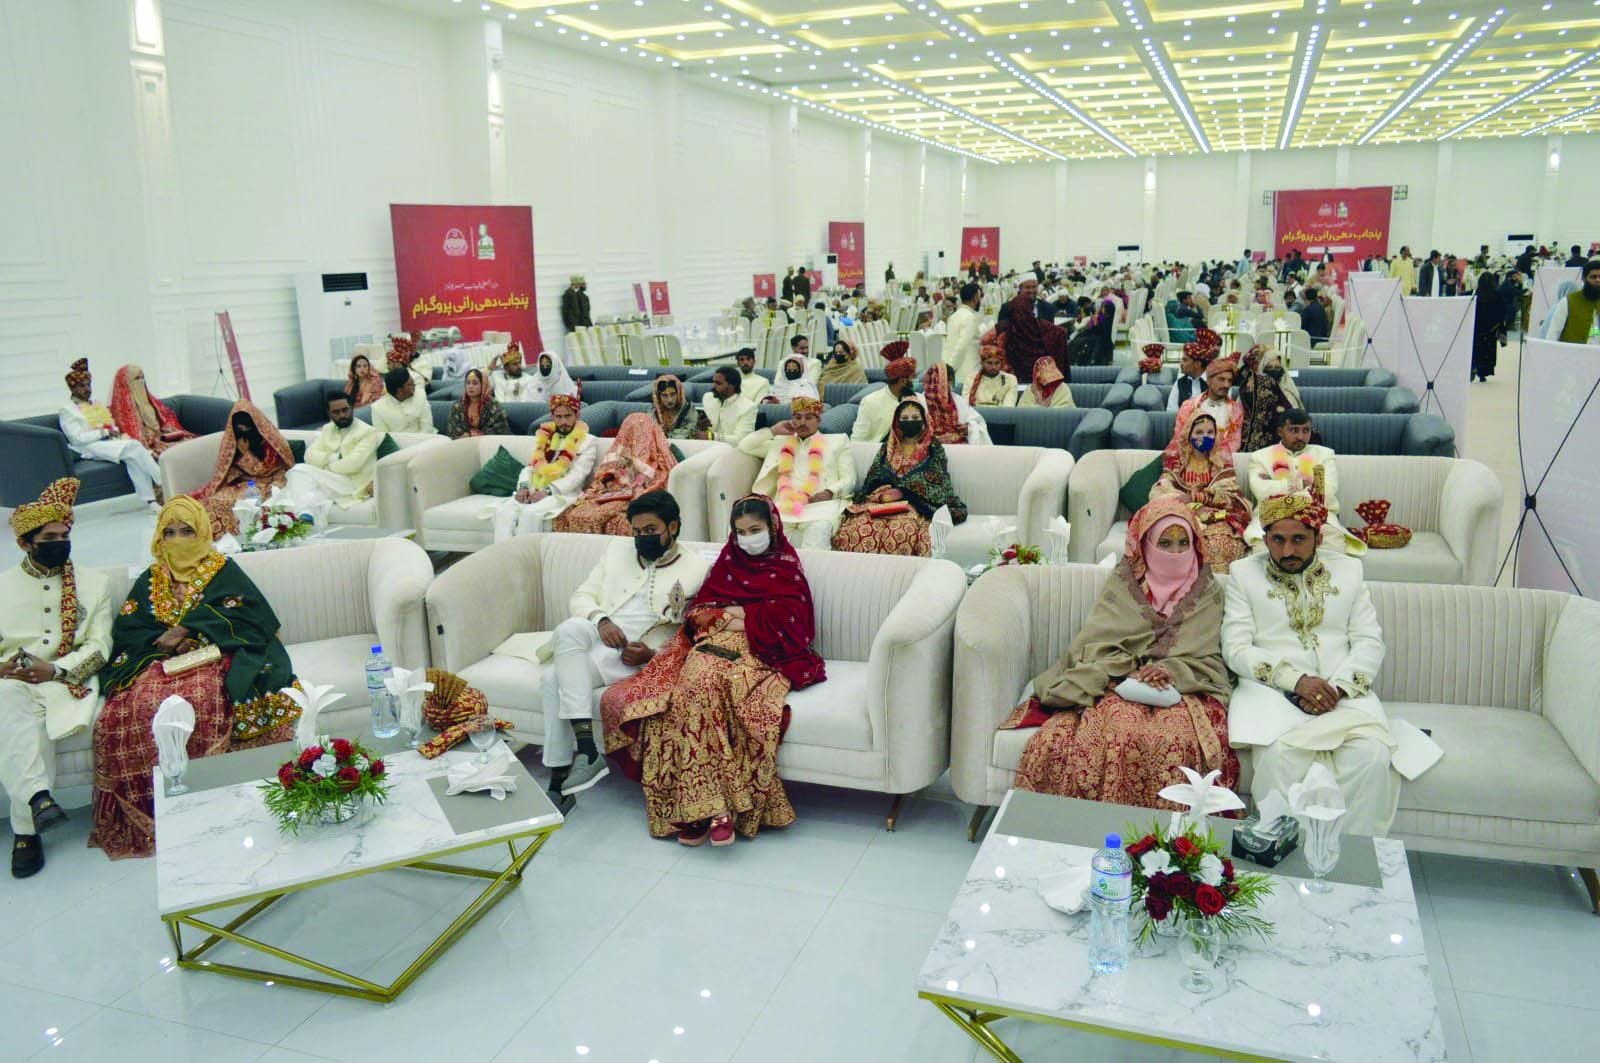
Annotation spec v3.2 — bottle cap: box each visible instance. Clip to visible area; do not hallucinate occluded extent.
[371,645,383,654]
[1104,833,1122,849]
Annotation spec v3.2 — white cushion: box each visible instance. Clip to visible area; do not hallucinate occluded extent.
[1096,520,1129,562]
[285,633,380,732]
[1357,533,1460,584]
[990,725,1031,774]
[424,494,500,534]
[944,515,1013,570]
[325,499,378,527]
[785,659,872,752]
[460,652,544,716]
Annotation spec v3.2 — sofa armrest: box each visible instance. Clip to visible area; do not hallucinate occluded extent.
[0,422,74,506]
[367,539,434,671]
[665,442,729,544]
[1067,407,1113,458]
[1382,386,1421,414]
[867,559,966,793]
[375,438,448,530]
[1402,413,1455,457]
[1439,459,1505,586]
[405,438,487,537]
[1016,450,1073,550]
[950,567,1034,805]
[1066,456,1123,563]
[1544,596,1600,787]
[159,434,224,499]
[425,540,546,672]
[1109,408,1151,450]
[704,449,763,538]
[1364,368,1398,388]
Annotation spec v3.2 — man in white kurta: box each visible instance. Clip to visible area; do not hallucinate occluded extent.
[851,349,919,444]
[284,392,383,511]
[965,346,1019,407]
[370,369,438,436]
[735,349,772,404]
[58,359,162,508]
[945,283,984,384]
[540,491,710,811]
[492,396,600,541]
[491,345,542,404]
[1,479,113,877]
[737,397,855,550]
[1242,409,1365,554]
[701,366,758,444]
[1221,494,1440,836]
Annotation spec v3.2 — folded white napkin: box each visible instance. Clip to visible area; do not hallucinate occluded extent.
[385,667,434,735]
[1257,762,1346,826]
[1038,862,1092,915]
[151,696,195,781]
[1158,766,1247,834]
[214,532,243,556]
[445,746,518,800]
[284,682,345,750]
[1046,515,1072,565]
[929,505,954,560]
[1114,676,1182,708]
[249,525,279,546]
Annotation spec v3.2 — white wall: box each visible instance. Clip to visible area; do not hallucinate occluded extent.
[3,0,1597,420]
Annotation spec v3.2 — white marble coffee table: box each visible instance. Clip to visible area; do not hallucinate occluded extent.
[155,741,562,1002]
[917,790,1445,1062]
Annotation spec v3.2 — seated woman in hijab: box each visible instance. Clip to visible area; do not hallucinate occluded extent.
[89,497,301,858]
[651,373,705,439]
[602,495,825,845]
[832,398,967,557]
[446,368,510,438]
[192,400,295,537]
[345,354,386,408]
[1018,357,1076,408]
[1236,344,1303,452]
[999,498,1237,809]
[109,364,194,456]
[817,338,867,400]
[528,351,580,404]
[552,413,676,536]
[1149,407,1251,572]
[768,353,821,406]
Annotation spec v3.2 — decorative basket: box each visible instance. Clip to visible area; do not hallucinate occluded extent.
[1354,499,1412,549]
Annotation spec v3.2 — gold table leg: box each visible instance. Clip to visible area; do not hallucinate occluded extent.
[930,1001,1025,1063]
[163,832,552,1003]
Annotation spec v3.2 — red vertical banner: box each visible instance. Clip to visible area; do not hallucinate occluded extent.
[215,311,251,402]
[960,227,1000,273]
[390,204,542,350]
[1272,187,1392,268]
[649,281,671,315]
[807,269,824,295]
[753,274,775,299]
[828,221,865,290]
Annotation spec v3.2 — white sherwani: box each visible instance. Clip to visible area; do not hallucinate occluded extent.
[851,385,909,444]
[0,562,113,834]
[945,304,982,383]
[57,401,161,503]
[701,391,758,444]
[285,419,383,508]
[492,372,541,404]
[968,371,1019,408]
[370,393,437,435]
[1221,553,1441,836]
[738,428,856,550]
[492,431,601,541]
[538,539,711,767]
[1243,443,1365,554]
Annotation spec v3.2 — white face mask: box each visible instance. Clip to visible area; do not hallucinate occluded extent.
[736,531,770,556]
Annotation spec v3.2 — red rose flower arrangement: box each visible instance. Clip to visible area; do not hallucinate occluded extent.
[1125,820,1275,943]
[989,542,1042,568]
[260,737,392,834]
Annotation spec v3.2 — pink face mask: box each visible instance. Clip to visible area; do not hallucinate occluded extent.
[1141,515,1200,614]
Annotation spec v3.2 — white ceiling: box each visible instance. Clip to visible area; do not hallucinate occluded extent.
[425,0,1600,162]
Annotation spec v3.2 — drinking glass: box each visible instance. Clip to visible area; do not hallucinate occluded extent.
[162,759,189,797]
[1301,816,1342,894]
[1177,918,1219,994]
[466,715,498,763]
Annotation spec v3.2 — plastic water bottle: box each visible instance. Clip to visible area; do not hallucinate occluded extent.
[1089,833,1133,975]
[243,480,261,506]
[366,645,399,738]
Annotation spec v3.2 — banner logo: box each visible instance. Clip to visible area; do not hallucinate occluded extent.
[443,228,469,257]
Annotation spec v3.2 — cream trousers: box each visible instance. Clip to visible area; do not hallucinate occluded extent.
[0,679,55,835]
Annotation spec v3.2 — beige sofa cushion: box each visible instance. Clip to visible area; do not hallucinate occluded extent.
[1357,534,1460,584]
[285,634,377,716]
[785,660,872,751]
[425,494,501,533]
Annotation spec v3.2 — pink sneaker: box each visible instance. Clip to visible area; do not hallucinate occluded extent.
[709,815,736,847]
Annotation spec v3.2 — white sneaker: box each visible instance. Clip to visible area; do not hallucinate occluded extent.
[560,753,609,796]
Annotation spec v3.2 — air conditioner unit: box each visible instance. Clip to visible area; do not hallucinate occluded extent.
[294,271,375,379]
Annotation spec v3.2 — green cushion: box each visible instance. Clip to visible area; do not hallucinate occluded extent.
[469,446,523,497]
[375,433,401,460]
[1119,454,1165,515]
[669,443,686,463]
[288,439,307,463]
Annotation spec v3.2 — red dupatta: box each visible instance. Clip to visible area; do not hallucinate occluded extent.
[108,365,191,447]
[1002,292,1070,382]
[921,364,967,445]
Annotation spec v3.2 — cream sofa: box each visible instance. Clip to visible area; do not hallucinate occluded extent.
[705,441,1074,570]
[404,436,727,551]
[424,533,966,814]
[31,538,433,802]
[950,564,1600,911]
[158,429,447,531]
[1068,449,1504,585]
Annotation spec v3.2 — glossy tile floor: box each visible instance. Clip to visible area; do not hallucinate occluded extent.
[4,338,1594,1062]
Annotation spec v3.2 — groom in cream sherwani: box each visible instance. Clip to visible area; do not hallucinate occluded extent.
[1221,491,1440,836]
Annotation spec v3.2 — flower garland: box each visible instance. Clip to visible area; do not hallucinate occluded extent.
[528,422,589,489]
[774,434,827,519]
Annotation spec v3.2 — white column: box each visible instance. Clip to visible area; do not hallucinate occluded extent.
[1234,151,1256,258]
[860,129,873,281]
[1537,135,1562,244]
[1141,157,1158,259]
[1334,145,1351,186]
[1428,143,1453,254]
[1053,162,1069,261]
[772,104,799,261]
[484,20,507,204]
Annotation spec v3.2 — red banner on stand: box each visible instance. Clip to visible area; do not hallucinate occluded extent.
[754,274,775,299]
[215,311,250,402]
[1272,187,1391,270]
[807,269,824,295]
[828,222,865,290]
[649,281,671,315]
[391,204,542,350]
[960,227,1000,273]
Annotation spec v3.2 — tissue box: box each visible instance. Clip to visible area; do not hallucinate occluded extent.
[1231,814,1299,868]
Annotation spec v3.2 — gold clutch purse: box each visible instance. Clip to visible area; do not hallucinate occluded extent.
[162,643,221,676]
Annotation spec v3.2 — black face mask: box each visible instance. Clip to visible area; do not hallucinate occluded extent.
[898,419,925,439]
[1264,367,1285,380]
[32,540,71,569]
[634,532,670,562]
[784,367,801,380]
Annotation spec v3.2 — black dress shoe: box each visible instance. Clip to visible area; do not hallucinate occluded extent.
[28,792,67,832]
[12,835,43,879]
[547,788,575,816]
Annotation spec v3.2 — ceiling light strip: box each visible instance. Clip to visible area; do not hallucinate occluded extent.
[774,85,1001,164]
[1276,22,1324,150]
[1519,100,1600,137]
[1442,49,1600,140]
[844,62,1067,160]
[1117,0,1209,153]
[1357,9,1506,145]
